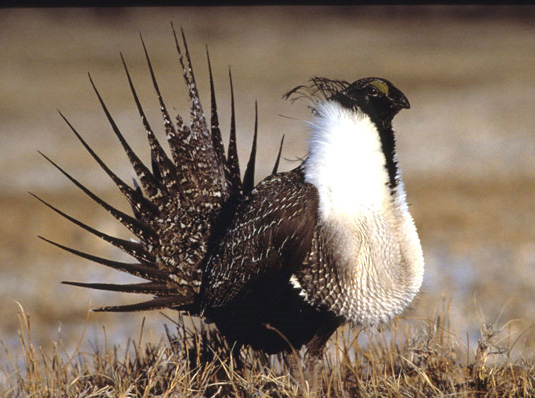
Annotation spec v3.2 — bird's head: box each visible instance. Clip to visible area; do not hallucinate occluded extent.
[284,76,410,128]
[331,77,410,125]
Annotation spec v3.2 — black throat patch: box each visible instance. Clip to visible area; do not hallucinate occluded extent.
[373,118,399,192]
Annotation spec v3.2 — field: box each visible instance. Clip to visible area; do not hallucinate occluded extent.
[4,302,535,397]
[1,6,535,396]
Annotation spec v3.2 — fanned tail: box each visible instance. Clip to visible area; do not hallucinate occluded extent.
[37,28,284,314]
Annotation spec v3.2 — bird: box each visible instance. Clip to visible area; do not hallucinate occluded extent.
[35,28,424,366]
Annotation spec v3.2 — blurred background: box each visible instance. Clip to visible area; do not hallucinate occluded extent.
[1,6,534,362]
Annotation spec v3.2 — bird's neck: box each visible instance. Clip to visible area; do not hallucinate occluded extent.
[304,101,398,220]
[373,117,399,191]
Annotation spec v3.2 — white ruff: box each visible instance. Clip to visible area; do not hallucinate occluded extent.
[303,100,424,326]
[305,101,391,220]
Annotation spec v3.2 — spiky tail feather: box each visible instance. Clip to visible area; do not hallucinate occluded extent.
[36,27,284,313]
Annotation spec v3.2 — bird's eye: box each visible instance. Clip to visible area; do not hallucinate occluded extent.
[367,86,379,96]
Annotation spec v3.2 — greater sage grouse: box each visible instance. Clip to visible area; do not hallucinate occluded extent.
[36,29,424,360]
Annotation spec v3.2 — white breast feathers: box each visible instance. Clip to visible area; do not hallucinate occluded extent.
[302,100,424,326]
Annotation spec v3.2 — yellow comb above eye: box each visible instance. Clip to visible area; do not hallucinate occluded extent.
[370,80,389,95]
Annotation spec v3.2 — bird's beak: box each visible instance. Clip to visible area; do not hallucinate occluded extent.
[391,91,410,110]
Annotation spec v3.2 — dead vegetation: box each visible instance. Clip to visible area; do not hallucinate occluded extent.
[2,303,533,397]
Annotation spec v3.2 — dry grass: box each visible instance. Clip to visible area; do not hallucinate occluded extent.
[2,303,534,397]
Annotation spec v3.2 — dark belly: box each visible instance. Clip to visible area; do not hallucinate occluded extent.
[205,280,339,354]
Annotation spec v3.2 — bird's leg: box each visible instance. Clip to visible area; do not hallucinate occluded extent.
[295,344,327,398]
[284,350,307,394]
[302,319,343,397]
[282,337,330,397]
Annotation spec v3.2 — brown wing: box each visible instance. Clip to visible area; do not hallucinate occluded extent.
[201,167,319,308]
